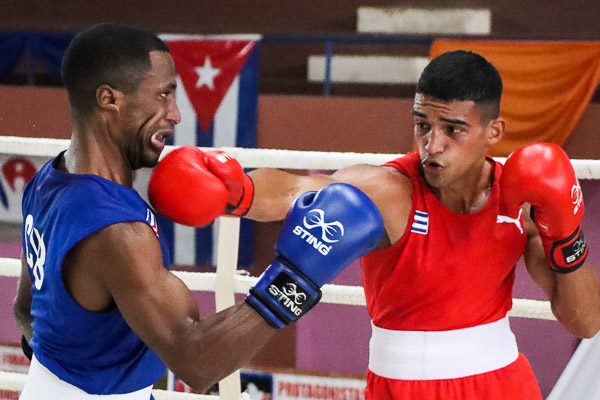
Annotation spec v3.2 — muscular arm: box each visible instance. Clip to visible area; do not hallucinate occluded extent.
[248,165,412,246]
[246,168,335,222]
[522,205,600,338]
[13,256,33,341]
[67,222,276,393]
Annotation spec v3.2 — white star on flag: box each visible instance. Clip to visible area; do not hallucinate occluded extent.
[195,56,220,90]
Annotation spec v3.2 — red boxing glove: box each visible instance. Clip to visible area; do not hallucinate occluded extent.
[204,150,254,216]
[148,147,228,227]
[499,143,588,273]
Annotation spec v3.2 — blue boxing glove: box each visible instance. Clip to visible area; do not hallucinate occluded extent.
[245,183,384,328]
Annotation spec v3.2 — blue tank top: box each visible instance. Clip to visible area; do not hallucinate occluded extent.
[21,153,170,394]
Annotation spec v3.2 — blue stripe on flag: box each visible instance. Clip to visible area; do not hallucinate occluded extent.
[0,180,8,209]
[411,210,429,235]
[235,44,260,148]
[238,218,255,266]
[195,226,213,265]
[196,121,214,145]
[233,44,260,267]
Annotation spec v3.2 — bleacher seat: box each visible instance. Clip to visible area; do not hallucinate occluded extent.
[357,7,491,35]
[307,55,429,85]
[307,7,491,87]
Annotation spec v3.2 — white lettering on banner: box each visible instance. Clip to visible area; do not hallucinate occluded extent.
[273,373,365,400]
[277,383,362,400]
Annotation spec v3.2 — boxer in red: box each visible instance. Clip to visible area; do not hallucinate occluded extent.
[150,50,600,399]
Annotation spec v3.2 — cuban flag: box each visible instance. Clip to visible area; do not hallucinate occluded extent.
[156,34,261,269]
[411,210,429,235]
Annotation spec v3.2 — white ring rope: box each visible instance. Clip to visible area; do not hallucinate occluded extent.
[3,136,600,178]
[0,257,555,320]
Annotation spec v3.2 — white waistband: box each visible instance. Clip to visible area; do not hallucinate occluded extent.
[368,316,518,380]
[19,355,153,400]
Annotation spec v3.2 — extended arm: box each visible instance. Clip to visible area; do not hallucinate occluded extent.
[71,222,276,393]
[246,168,335,221]
[75,182,387,392]
[248,165,412,246]
[148,146,413,245]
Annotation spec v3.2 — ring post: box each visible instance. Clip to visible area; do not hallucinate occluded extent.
[214,216,243,400]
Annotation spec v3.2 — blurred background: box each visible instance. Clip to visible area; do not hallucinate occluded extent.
[1,1,600,399]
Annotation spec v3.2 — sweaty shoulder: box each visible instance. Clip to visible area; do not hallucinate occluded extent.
[331,163,412,247]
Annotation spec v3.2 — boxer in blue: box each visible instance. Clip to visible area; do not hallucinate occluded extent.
[13,22,384,399]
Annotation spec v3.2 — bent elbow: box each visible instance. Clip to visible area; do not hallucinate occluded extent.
[552,303,600,339]
[576,319,600,339]
[566,315,600,339]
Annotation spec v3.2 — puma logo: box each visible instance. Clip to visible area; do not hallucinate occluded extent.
[497,208,523,234]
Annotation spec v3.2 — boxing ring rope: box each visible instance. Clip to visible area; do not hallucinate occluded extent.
[0,257,557,320]
[2,136,600,398]
[3,135,600,177]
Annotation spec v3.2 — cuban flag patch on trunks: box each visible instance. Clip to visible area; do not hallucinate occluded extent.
[411,210,429,235]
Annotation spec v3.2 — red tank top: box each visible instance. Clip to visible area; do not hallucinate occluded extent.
[361,153,527,331]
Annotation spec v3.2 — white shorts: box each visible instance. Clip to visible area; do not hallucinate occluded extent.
[19,355,153,400]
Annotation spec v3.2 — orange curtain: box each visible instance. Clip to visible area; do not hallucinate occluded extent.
[430,40,600,156]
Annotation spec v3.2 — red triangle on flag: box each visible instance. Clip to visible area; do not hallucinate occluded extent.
[165,39,257,132]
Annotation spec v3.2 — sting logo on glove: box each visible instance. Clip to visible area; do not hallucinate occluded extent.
[550,225,588,272]
[268,278,311,316]
[266,270,318,317]
[246,183,384,328]
[291,209,345,256]
[303,209,345,243]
